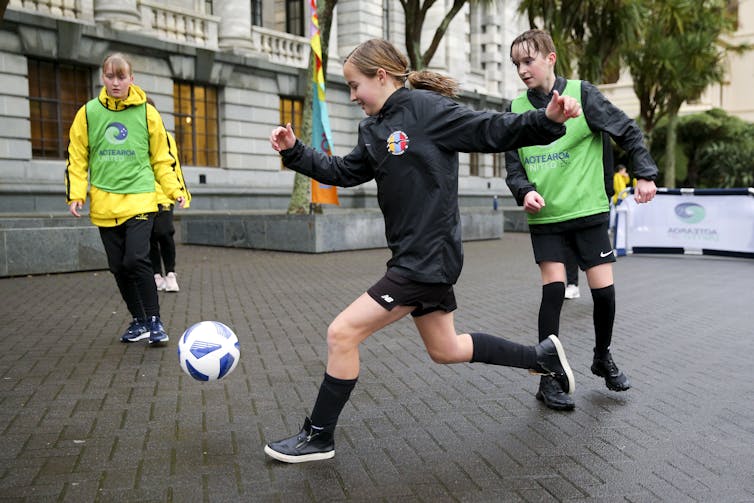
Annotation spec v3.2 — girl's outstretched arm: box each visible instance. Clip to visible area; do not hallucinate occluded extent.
[270,123,297,152]
[545,90,582,123]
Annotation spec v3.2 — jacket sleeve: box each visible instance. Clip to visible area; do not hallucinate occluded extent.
[280,133,375,187]
[424,95,566,154]
[65,106,90,204]
[581,81,658,181]
[167,132,191,208]
[147,105,187,200]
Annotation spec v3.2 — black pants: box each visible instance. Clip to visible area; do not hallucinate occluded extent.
[150,206,176,275]
[99,214,160,320]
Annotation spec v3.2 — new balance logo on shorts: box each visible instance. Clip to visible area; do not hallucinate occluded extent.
[381,294,394,303]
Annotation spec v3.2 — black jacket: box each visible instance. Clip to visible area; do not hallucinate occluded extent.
[281,87,565,284]
[505,77,658,231]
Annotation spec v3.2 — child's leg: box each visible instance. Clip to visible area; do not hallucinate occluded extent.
[538,261,566,343]
[584,263,615,355]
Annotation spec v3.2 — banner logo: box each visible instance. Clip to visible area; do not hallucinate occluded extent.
[674,203,705,224]
[105,122,128,145]
[387,131,409,155]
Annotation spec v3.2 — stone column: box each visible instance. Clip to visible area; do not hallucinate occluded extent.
[93,0,141,30]
[216,0,254,52]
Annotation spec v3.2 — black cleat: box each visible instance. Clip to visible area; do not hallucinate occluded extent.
[264,417,335,463]
[536,375,575,411]
[591,353,631,391]
[532,335,575,394]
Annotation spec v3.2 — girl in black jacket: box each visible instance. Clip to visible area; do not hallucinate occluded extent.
[264,38,581,463]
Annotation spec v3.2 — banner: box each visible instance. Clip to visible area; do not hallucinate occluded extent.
[614,188,754,258]
[309,0,339,206]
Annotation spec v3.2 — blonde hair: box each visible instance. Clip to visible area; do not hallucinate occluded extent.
[510,29,557,63]
[102,53,133,78]
[345,39,459,98]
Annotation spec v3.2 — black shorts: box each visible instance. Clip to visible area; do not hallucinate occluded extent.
[366,269,457,318]
[530,221,616,270]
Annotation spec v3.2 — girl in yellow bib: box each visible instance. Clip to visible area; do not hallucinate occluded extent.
[66,53,188,346]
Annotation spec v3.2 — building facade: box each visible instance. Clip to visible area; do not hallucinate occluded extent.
[0,0,528,214]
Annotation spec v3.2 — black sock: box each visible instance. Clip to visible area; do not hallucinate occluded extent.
[310,373,357,430]
[591,284,616,358]
[538,282,565,343]
[470,332,537,369]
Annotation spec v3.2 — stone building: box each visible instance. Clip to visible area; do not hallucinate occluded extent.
[0,0,528,214]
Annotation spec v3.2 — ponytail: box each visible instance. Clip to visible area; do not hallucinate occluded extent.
[407,70,459,98]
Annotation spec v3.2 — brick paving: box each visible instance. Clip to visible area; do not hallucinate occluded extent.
[1,233,753,502]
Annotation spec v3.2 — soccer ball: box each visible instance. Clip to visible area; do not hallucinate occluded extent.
[178,321,240,381]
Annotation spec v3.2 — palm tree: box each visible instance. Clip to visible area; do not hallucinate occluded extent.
[517,0,641,84]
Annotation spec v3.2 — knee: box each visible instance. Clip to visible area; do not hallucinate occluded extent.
[425,344,461,365]
[326,319,358,355]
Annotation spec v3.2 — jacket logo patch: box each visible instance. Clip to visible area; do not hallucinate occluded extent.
[105,122,129,145]
[386,131,409,156]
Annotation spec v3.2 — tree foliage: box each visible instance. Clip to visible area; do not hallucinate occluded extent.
[651,109,754,188]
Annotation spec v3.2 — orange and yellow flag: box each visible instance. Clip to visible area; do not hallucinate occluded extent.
[309,0,339,206]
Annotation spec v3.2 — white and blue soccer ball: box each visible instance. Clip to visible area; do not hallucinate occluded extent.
[178,321,240,381]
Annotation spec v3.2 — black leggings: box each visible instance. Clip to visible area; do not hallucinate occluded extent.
[99,214,160,319]
[150,207,176,274]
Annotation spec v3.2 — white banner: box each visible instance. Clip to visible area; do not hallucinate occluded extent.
[614,188,754,257]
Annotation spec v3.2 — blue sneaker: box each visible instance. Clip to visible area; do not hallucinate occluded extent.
[148,316,169,346]
[120,318,149,343]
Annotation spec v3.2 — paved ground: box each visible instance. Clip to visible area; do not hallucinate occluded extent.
[1,232,753,502]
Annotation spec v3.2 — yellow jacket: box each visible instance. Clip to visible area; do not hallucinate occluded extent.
[612,172,634,204]
[65,84,188,226]
[156,131,191,208]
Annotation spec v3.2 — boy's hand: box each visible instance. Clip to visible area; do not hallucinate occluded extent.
[545,90,582,123]
[176,196,186,208]
[523,191,546,214]
[634,179,657,204]
[270,123,297,152]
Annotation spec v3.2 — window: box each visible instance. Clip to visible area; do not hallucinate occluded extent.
[251,0,262,26]
[205,0,213,14]
[173,82,220,167]
[286,0,304,36]
[469,152,480,177]
[279,96,303,169]
[28,59,93,159]
[493,153,504,178]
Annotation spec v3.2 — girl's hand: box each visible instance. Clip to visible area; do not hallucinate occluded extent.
[69,200,83,217]
[545,90,582,123]
[270,123,297,152]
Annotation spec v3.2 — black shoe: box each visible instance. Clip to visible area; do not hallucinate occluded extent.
[532,335,575,394]
[536,375,575,411]
[264,417,335,463]
[591,353,631,391]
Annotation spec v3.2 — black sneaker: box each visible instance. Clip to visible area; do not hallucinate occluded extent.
[532,335,575,394]
[591,353,631,391]
[120,318,149,343]
[264,417,334,463]
[536,375,575,411]
[147,316,169,346]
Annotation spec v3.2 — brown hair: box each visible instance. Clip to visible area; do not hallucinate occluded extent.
[102,53,133,78]
[509,29,557,63]
[345,39,459,98]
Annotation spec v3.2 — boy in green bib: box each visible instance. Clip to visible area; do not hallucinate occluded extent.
[506,29,658,411]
